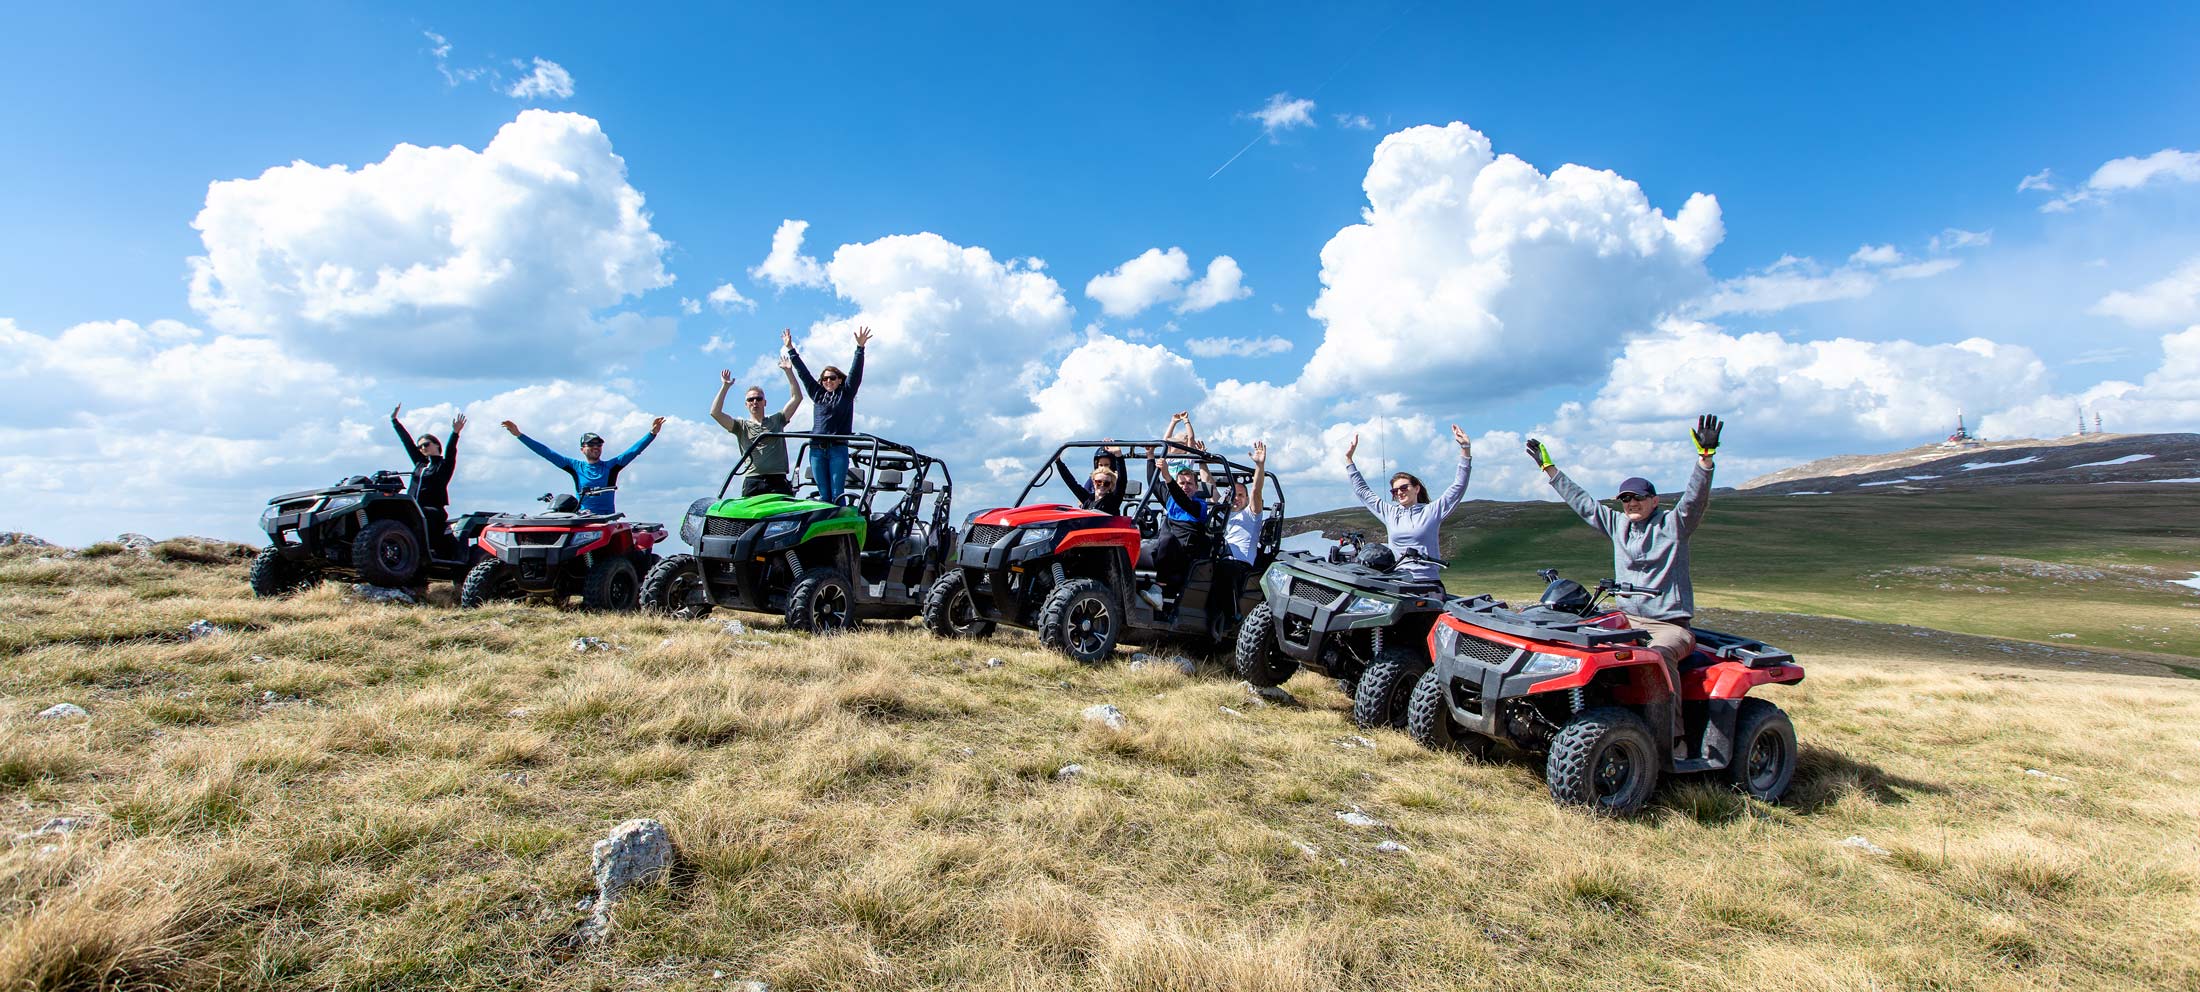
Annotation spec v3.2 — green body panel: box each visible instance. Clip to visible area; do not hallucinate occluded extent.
[706,493,839,520]
[803,514,868,547]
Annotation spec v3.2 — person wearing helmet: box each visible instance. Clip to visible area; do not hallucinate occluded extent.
[1343,425,1473,595]
[1526,414,1723,758]
[501,417,665,515]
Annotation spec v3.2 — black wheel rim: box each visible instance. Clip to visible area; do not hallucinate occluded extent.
[949,588,979,633]
[610,571,636,606]
[671,572,708,619]
[1745,729,1786,793]
[379,535,411,570]
[1593,739,1643,804]
[1067,596,1111,656]
[816,583,850,630]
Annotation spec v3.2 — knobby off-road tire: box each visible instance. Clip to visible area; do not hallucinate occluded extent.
[1351,643,1428,730]
[628,551,661,582]
[1231,604,1297,686]
[1546,706,1661,815]
[459,558,518,608]
[785,567,858,634]
[920,570,994,639]
[352,519,423,587]
[1727,698,1798,804]
[1406,666,1487,757]
[582,556,642,611]
[640,554,713,620]
[248,546,316,598]
[1038,578,1119,665]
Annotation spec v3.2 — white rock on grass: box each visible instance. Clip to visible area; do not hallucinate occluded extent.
[1128,653,1198,676]
[720,619,749,636]
[1336,809,1387,829]
[1243,682,1297,706]
[1839,835,1891,856]
[38,703,88,720]
[1080,703,1127,731]
[572,636,616,653]
[1054,763,1086,781]
[1218,705,1246,718]
[1331,736,1378,750]
[117,533,155,556]
[985,657,1004,669]
[1374,840,1414,855]
[0,533,53,547]
[585,818,676,938]
[183,619,222,641]
[2024,768,2073,782]
[348,584,417,604]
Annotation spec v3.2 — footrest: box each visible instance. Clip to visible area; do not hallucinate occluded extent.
[1669,757,1719,774]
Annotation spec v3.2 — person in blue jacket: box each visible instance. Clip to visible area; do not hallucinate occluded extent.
[499,417,665,515]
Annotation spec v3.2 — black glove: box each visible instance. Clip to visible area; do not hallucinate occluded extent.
[1525,438,1553,469]
[1692,415,1723,456]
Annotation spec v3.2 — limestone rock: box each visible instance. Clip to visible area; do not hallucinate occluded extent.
[1374,840,1413,855]
[117,533,155,556]
[572,636,616,653]
[1839,835,1890,856]
[1054,763,1086,781]
[1243,681,1298,706]
[1129,653,1197,675]
[38,703,88,720]
[349,584,418,604]
[0,533,53,548]
[584,818,676,938]
[1080,703,1127,730]
[183,619,222,640]
[1335,809,1386,829]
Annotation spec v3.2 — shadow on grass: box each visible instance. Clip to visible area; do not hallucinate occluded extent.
[1782,743,1945,814]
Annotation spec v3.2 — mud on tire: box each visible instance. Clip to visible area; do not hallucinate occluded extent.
[1038,577,1119,665]
[640,554,713,619]
[920,569,994,639]
[785,567,857,633]
[1231,603,1297,686]
[459,558,518,608]
[248,546,317,598]
[1350,643,1427,730]
[1546,706,1661,815]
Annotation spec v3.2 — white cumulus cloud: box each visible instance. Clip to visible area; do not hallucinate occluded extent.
[1296,122,1723,401]
[1185,335,1293,358]
[2090,257,2200,328]
[1178,255,1252,313]
[1980,326,2200,437]
[750,219,829,290]
[707,282,755,313]
[1086,247,1192,318]
[2034,147,2200,211]
[505,57,575,100]
[186,110,673,374]
[1250,92,1317,135]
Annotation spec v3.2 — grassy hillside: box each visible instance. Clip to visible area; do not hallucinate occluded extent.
[4,548,2199,990]
[1291,483,2200,664]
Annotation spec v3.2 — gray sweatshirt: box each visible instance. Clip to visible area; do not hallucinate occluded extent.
[1347,457,1471,586]
[1549,462,1712,622]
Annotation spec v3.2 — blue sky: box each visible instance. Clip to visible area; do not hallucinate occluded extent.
[4,2,2198,543]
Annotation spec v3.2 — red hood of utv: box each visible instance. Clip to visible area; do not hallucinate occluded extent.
[971,503,1127,529]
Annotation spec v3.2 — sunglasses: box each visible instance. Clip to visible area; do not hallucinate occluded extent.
[1617,492,1650,503]
[745,396,766,403]
[582,441,605,448]
[821,374,844,382]
[1390,484,1417,494]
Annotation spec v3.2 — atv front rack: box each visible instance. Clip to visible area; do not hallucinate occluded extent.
[1441,597,1651,648]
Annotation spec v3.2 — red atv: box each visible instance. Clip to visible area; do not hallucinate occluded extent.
[1407,569,1805,815]
[459,490,667,610]
[921,440,1282,661]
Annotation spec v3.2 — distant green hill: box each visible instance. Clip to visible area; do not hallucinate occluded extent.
[1288,483,2200,662]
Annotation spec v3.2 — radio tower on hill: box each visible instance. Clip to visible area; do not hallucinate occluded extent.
[1943,409,1980,448]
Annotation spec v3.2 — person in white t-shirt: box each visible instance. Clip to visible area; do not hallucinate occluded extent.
[1214,440,1268,637]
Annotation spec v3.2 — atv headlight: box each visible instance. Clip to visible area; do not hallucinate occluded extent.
[1262,567,1289,599]
[1340,595,1395,619]
[761,519,801,540]
[319,495,364,517]
[1518,652,1580,677]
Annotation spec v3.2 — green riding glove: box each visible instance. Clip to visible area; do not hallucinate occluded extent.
[1691,415,1724,456]
[1525,438,1554,469]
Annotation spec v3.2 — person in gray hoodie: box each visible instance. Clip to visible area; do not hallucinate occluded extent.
[1526,414,1722,755]
[1343,425,1474,593]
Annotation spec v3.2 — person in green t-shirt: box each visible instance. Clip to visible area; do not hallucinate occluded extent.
[709,355,805,497]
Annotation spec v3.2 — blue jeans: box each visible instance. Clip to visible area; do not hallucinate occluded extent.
[810,443,850,504]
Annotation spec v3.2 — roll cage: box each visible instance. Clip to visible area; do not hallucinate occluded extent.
[723,431,956,549]
[1020,440,1286,563]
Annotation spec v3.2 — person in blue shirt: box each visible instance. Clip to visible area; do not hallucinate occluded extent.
[499,417,665,515]
[1139,412,1214,616]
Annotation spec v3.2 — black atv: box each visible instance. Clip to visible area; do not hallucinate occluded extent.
[252,470,499,596]
[1232,531,1453,728]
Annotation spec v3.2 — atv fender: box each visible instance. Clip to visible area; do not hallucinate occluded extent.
[1055,525,1142,568]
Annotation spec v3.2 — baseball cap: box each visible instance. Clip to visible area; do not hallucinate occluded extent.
[1615,476,1656,499]
[579,432,605,446]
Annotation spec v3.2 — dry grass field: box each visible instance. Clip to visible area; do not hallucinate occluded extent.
[3,543,2198,991]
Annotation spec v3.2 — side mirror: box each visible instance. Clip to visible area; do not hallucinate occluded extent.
[874,468,904,490]
[1122,480,1143,497]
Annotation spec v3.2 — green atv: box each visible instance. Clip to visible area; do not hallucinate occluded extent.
[640,433,957,633]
